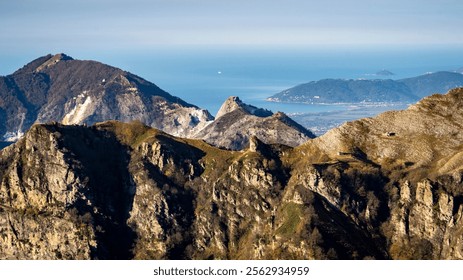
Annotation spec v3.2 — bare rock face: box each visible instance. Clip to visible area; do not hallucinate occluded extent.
[0,54,213,141]
[215,96,273,119]
[1,88,463,260]
[194,96,315,150]
[0,125,96,259]
[0,121,384,260]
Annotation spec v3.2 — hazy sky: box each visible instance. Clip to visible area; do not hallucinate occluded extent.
[1,0,463,53]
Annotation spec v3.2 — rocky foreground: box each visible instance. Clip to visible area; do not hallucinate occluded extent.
[1,88,463,259]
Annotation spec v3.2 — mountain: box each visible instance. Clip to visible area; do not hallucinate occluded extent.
[401,71,463,98]
[0,53,213,141]
[268,78,417,103]
[268,71,463,104]
[0,120,385,260]
[1,88,463,260]
[0,54,313,151]
[194,96,315,150]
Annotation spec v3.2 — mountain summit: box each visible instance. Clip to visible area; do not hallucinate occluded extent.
[215,96,273,119]
[194,96,315,150]
[0,54,213,141]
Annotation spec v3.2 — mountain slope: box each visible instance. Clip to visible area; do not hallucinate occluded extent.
[0,53,213,141]
[1,88,463,259]
[268,71,463,104]
[194,96,315,150]
[301,87,463,259]
[0,121,385,260]
[268,78,417,103]
[400,71,463,98]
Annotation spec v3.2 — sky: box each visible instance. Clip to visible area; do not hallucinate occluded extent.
[1,0,463,50]
[1,0,463,74]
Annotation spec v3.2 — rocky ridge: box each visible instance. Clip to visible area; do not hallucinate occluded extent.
[0,54,312,151]
[1,88,463,259]
[0,53,213,141]
[194,96,315,150]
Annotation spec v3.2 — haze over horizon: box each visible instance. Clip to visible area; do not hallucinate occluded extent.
[1,0,462,49]
[1,0,463,77]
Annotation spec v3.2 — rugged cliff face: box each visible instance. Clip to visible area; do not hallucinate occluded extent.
[1,88,463,260]
[0,54,213,141]
[0,121,385,259]
[301,87,463,259]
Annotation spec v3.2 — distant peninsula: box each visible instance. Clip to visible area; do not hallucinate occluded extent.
[267,71,463,104]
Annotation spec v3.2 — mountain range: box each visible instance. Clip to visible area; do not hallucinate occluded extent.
[1,87,463,259]
[0,54,311,150]
[268,71,463,104]
[0,53,212,141]
[1,53,463,260]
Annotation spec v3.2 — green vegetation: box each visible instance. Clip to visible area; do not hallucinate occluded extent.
[276,203,303,237]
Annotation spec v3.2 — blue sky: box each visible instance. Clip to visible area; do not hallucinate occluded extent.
[1,0,463,52]
[1,0,463,75]
[1,0,463,112]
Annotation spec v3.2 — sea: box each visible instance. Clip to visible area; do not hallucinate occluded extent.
[2,46,463,135]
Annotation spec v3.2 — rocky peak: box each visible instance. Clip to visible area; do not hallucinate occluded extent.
[272,111,286,119]
[34,53,74,73]
[216,96,242,119]
[215,96,272,119]
[194,97,315,150]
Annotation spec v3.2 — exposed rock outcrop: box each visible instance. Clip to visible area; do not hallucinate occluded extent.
[0,121,382,259]
[1,88,463,260]
[194,96,315,150]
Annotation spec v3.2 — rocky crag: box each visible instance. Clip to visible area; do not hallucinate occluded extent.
[1,88,463,259]
[194,96,315,150]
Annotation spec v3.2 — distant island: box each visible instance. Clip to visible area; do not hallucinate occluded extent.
[375,69,395,76]
[267,71,463,104]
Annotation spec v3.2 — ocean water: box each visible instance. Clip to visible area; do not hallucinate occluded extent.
[89,47,463,116]
[2,47,463,118]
